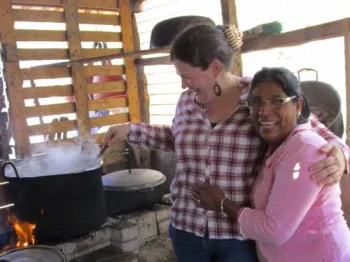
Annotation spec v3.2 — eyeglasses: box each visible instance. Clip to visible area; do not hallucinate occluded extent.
[246,96,296,108]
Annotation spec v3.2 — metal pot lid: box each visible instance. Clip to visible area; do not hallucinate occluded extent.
[102,168,166,191]
[0,245,66,262]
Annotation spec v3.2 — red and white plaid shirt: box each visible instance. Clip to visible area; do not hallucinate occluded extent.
[128,90,349,239]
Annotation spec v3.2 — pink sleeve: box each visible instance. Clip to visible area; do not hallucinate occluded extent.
[309,114,350,174]
[238,143,324,245]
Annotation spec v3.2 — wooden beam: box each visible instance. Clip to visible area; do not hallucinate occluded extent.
[135,56,171,67]
[132,13,150,124]
[23,85,74,99]
[23,83,125,99]
[15,30,121,42]
[12,9,64,23]
[10,0,65,7]
[21,67,71,80]
[28,119,75,136]
[79,31,121,42]
[87,81,125,94]
[120,0,141,123]
[0,0,30,157]
[242,19,349,53]
[220,0,242,76]
[89,114,128,128]
[32,47,170,68]
[21,65,123,80]
[13,9,120,25]
[84,65,125,76]
[16,30,67,42]
[83,48,124,58]
[25,97,127,119]
[79,12,120,25]
[26,97,127,136]
[16,48,122,61]
[63,0,89,139]
[16,49,69,61]
[88,97,127,111]
[25,103,75,118]
[75,0,121,10]
[10,0,119,10]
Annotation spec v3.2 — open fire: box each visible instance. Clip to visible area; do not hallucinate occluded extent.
[0,209,36,252]
[8,213,36,247]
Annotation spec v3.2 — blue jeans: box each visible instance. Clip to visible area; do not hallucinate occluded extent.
[169,224,259,262]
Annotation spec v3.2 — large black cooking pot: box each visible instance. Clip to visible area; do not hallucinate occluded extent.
[102,168,167,216]
[1,160,107,243]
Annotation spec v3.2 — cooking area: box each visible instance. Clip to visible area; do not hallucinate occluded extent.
[0,0,176,259]
[1,142,107,243]
[0,141,171,261]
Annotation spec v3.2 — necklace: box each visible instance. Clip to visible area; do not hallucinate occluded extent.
[194,94,220,110]
[194,96,208,109]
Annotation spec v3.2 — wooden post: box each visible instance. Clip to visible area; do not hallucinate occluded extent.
[132,14,149,124]
[220,0,243,77]
[131,14,151,168]
[0,0,30,157]
[120,0,142,123]
[63,0,90,139]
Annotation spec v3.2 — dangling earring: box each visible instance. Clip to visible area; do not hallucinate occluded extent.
[213,82,222,97]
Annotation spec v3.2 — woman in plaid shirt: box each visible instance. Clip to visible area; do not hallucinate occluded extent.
[103,23,349,262]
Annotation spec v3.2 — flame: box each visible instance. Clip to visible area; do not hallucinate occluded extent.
[8,214,36,248]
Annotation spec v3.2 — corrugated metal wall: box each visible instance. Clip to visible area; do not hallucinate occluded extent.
[135,0,223,125]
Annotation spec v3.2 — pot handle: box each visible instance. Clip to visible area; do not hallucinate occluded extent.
[297,68,318,81]
[1,162,20,179]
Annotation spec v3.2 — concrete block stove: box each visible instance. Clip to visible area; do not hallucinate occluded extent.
[52,204,170,261]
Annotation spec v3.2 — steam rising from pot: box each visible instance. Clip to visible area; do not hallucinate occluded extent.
[4,140,102,178]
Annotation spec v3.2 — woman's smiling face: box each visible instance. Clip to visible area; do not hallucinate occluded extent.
[249,81,302,146]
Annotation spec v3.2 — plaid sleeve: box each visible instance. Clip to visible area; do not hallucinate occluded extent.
[309,114,350,174]
[127,123,175,152]
[127,91,195,152]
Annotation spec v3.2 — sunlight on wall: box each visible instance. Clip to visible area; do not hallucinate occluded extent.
[235,0,350,32]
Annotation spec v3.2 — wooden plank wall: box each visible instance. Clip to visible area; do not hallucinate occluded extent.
[0,0,141,157]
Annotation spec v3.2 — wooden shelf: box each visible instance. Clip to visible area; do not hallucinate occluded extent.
[136,18,350,66]
[242,18,350,53]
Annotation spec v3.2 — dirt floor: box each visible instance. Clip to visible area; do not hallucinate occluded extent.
[139,233,176,262]
[72,233,176,262]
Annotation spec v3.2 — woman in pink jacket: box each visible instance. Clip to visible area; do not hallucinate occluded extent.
[193,67,350,261]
